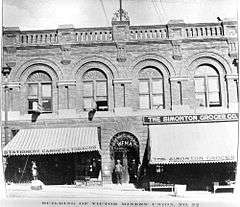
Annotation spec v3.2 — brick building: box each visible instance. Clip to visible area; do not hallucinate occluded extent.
[1,11,239,190]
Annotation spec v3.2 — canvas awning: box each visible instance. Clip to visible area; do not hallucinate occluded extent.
[3,127,100,156]
[149,122,238,164]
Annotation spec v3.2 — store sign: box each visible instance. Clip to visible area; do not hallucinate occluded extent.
[3,146,98,156]
[143,113,238,125]
[152,155,236,164]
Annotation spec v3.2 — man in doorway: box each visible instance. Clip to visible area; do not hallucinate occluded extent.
[115,159,123,185]
[129,159,138,183]
[31,161,38,180]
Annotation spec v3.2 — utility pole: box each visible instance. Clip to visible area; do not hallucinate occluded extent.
[2,66,12,145]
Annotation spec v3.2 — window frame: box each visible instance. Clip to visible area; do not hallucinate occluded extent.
[27,81,53,113]
[83,77,108,111]
[138,76,164,110]
[194,67,221,108]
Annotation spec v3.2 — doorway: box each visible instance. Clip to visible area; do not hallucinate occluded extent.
[110,132,140,184]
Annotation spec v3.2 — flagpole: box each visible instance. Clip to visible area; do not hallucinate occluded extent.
[120,0,122,21]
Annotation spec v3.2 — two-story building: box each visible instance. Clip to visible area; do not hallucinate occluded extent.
[1,10,238,190]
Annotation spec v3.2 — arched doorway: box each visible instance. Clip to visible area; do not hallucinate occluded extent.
[110,132,139,184]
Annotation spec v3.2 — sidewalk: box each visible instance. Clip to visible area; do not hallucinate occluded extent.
[4,183,239,200]
[1,183,239,207]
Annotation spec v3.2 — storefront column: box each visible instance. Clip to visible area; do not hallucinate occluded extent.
[101,154,113,184]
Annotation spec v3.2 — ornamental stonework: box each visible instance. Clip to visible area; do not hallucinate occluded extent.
[116,44,127,62]
[171,40,182,60]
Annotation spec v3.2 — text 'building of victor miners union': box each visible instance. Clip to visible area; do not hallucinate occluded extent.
[1,8,239,190]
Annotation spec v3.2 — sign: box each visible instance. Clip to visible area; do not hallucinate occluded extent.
[3,145,98,156]
[143,113,238,125]
[151,155,236,164]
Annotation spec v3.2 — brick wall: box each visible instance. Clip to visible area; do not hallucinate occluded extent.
[2,20,238,183]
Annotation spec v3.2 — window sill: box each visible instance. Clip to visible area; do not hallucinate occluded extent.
[195,106,230,114]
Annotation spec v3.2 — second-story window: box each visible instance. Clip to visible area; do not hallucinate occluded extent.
[194,65,221,107]
[27,71,52,113]
[138,67,164,109]
[83,69,108,111]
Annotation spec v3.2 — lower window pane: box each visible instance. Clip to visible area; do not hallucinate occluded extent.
[96,101,108,111]
[152,95,163,108]
[196,93,206,107]
[42,99,52,111]
[209,92,220,105]
[139,95,150,109]
[28,99,38,110]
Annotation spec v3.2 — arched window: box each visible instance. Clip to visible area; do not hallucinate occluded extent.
[194,65,221,107]
[138,67,164,109]
[27,71,52,113]
[83,69,108,111]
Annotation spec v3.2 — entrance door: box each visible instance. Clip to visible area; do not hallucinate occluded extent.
[114,150,129,183]
[110,132,140,184]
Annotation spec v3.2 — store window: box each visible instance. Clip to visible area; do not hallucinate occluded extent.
[27,71,52,113]
[138,67,164,109]
[83,69,108,111]
[194,65,221,107]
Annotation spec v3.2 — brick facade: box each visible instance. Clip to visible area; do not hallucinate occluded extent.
[2,17,238,184]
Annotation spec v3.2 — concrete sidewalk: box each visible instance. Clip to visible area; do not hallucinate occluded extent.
[1,184,239,207]
[4,183,238,199]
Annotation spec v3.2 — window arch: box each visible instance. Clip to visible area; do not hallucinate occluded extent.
[83,69,108,111]
[194,65,221,107]
[138,67,164,109]
[27,71,52,113]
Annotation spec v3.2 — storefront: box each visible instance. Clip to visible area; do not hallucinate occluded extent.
[142,113,238,190]
[3,127,102,185]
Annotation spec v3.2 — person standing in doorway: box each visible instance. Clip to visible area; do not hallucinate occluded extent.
[129,159,138,183]
[115,160,123,185]
[31,161,38,180]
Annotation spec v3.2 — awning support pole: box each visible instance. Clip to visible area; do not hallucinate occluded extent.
[19,155,29,183]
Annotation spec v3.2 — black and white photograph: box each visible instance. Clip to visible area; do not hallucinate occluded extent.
[0,0,239,206]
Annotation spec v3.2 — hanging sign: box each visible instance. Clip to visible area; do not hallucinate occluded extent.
[143,113,238,125]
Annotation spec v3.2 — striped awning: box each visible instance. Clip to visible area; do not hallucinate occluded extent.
[149,122,238,164]
[3,127,100,156]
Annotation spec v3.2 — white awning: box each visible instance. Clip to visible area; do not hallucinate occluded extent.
[3,127,100,156]
[149,122,238,164]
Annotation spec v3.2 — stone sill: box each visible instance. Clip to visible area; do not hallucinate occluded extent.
[2,105,238,121]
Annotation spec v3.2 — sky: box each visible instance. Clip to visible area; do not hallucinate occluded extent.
[2,0,238,30]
